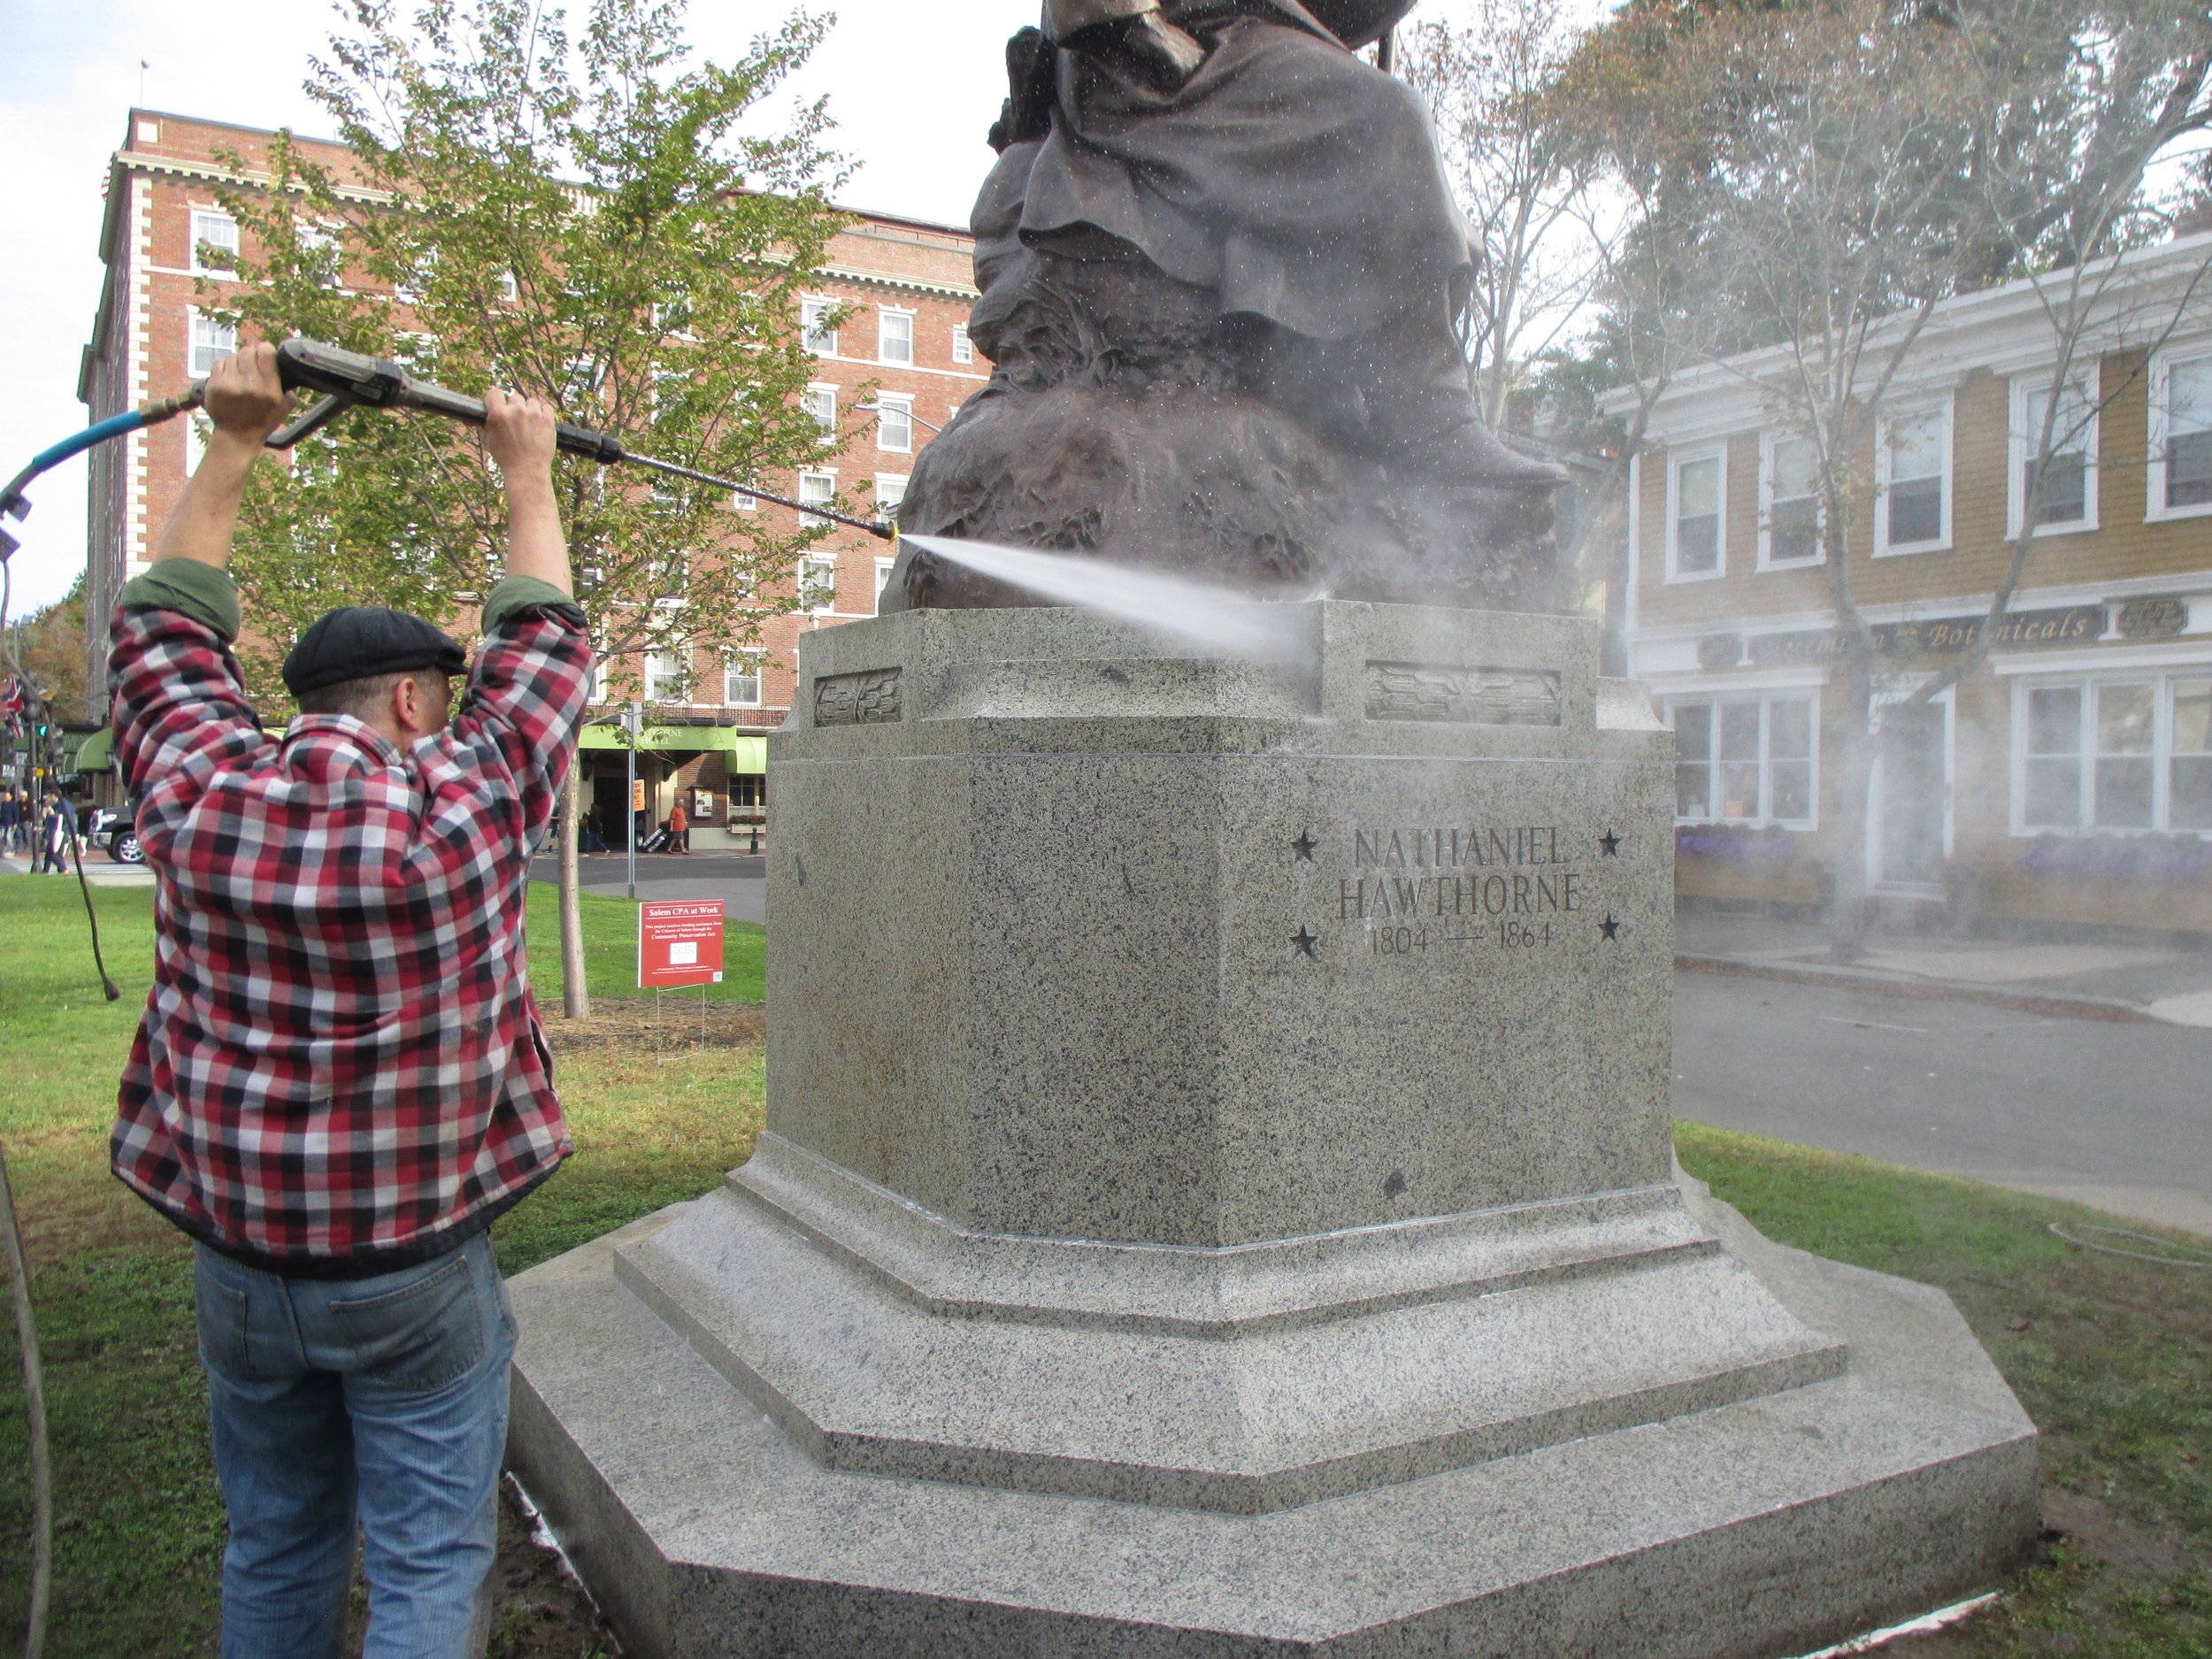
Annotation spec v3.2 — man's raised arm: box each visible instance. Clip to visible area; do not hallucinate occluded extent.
[480,388,572,610]
[152,342,293,571]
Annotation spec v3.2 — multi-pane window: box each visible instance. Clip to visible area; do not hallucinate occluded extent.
[804,385,837,441]
[724,657,763,707]
[951,324,974,365]
[802,299,838,357]
[2019,677,2212,833]
[644,653,688,703]
[297,220,340,287]
[2014,377,2096,532]
[188,314,235,377]
[190,210,238,273]
[2157,353,2212,513]
[1762,435,1819,566]
[798,472,837,526]
[876,396,913,452]
[1671,696,1816,826]
[1879,404,1949,551]
[875,474,909,516]
[875,558,897,612]
[1669,452,1722,578]
[879,310,914,365]
[800,557,838,614]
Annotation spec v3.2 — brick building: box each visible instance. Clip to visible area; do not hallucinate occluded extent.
[76,109,984,846]
[1609,231,2212,933]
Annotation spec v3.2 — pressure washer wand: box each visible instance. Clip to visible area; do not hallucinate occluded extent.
[258,338,897,541]
[2,336,900,549]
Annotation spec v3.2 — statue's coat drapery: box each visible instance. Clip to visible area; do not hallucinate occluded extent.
[977,1,1450,353]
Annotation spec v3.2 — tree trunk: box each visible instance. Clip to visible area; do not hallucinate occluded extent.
[558,762,589,1020]
[1827,654,1877,963]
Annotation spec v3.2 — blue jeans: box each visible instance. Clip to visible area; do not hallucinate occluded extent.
[194,1233,515,1659]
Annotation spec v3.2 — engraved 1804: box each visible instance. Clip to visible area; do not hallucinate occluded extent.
[1367,919,1556,954]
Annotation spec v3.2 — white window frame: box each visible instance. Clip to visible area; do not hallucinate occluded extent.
[2008,373,2100,538]
[189,208,239,275]
[804,383,839,442]
[2008,671,2212,836]
[797,470,838,526]
[874,473,910,517]
[801,297,840,358]
[1663,444,1727,583]
[800,556,839,616]
[877,306,916,366]
[188,311,236,378]
[296,219,341,288]
[643,651,689,703]
[951,323,974,365]
[1872,396,1954,557]
[1755,431,1824,571]
[875,394,914,454]
[1665,691,1822,830]
[874,557,898,613]
[722,655,764,708]
[2144,343,2212,523]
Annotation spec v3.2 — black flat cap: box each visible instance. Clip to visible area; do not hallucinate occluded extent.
[282,606,469,697]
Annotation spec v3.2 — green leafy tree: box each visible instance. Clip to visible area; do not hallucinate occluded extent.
[209,0,852,698]
[203,0,855,1011]
[6,575,90,723]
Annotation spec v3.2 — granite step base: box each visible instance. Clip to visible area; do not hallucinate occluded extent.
[505,1174,2038,1659]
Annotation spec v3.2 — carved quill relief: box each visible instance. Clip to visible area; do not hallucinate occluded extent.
[1364,662,1562,726]
[814,668,903,726]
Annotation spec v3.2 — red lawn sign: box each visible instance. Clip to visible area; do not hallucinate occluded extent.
[638,899,726,988]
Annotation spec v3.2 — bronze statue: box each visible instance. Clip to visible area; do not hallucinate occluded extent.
[887,0,1564,614]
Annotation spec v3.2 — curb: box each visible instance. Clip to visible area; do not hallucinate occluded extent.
[1674,952,2160,1024]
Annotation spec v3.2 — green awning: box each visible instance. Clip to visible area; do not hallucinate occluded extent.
[70,727,115,773]
[577,724,766,774]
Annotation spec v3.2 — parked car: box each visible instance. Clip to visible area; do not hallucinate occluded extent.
[85,807,143,864]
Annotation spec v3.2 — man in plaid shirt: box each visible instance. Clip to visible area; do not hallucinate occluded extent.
[108,342,589,1659]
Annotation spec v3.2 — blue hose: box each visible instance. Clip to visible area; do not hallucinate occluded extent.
[27,408,149,476]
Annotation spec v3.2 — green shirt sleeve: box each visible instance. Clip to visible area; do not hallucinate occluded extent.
[480,576,580,635]
[117,559,242,641]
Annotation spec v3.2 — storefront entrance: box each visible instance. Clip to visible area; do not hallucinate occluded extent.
[1871,699,1949,893]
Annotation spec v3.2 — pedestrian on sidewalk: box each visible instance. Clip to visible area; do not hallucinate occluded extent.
[0,787,20,858]
[666,798,690,854]
[580,804,608,855]
[37,792,73,873]
[106,343,589,1659]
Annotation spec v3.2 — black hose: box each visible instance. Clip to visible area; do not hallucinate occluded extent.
[64,820,121,1002]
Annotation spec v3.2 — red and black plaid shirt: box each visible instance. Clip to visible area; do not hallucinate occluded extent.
[107,566,591,1272]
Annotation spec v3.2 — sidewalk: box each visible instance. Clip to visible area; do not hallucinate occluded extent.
[1677,906,2212,1026]
[0,854,155,887]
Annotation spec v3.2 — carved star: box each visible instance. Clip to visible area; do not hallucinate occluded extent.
[1291,831,1317,862]
[1292,926,1321,959]
[1599,830,1622,856]
[1599,914,1623,942]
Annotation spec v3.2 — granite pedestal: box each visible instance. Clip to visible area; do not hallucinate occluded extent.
[508,602,2039,1656]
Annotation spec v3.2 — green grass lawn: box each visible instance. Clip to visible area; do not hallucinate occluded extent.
[0,876,2206,1655]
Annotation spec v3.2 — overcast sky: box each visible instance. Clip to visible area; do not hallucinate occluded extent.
[0,0,1498,615]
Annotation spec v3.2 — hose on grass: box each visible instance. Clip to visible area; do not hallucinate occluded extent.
[2048,1221,2212,1268]
[0,1141,50,1659]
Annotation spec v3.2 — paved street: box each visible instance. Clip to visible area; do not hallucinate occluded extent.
[529,851,765,923]
[1675,972,2212,1235]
